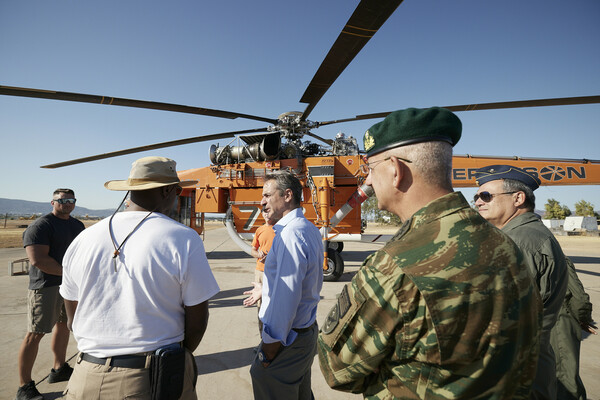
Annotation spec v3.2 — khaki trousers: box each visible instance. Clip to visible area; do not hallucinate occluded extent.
[63,349,198,399]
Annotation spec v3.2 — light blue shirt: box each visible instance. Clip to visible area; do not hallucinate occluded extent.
[259,207,324,345]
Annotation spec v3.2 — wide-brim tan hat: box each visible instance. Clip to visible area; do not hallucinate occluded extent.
[104,156,197,191]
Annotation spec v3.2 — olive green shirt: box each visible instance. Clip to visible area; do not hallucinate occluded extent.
[502,212,568,400]
[318,192,542,399]
[550,257,592,400]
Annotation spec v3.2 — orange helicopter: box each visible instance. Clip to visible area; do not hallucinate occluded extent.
[2,0,599,281]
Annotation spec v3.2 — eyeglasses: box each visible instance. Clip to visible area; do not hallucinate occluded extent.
[54,198,76,204]
[174,186,183,196]
[359,156,412,174]
[473,191,517,203]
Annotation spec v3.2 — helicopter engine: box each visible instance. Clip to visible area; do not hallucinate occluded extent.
[331,132,359,156]
[209,132,281,165]
[209,131,359,166]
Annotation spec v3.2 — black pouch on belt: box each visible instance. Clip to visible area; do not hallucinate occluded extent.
[150,346,186,400]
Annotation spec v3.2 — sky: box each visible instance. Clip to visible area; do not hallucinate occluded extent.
[1,0,599,211]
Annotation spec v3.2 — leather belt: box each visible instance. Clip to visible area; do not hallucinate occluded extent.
[293,322,316,334]
[81,352,148,369]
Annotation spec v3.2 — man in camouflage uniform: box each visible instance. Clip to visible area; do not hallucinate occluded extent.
[318,107,542,399]
[474,165,568,400]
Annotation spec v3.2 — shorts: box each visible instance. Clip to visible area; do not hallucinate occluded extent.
[27,286,67,334]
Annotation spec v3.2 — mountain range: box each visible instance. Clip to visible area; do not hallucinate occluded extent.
[0,198,115,218]
[1,197,553,221]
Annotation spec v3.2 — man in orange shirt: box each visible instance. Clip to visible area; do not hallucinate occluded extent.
[244,211,276,334]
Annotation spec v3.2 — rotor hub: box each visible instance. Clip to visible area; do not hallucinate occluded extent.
[268,111,318,140]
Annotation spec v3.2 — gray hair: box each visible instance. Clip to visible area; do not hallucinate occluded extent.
[264,170,303,206]
[503,179,536,211]
[390,141,453,191]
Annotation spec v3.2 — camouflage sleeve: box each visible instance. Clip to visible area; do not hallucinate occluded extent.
[317,250,404,393]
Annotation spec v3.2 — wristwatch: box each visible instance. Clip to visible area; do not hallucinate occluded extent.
[257,349,272,364]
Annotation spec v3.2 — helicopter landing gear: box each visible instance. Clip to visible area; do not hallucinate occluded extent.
[328,241,344,253]
[323,249,344,282]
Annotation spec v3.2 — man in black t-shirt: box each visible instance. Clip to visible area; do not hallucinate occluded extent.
[16,189,85,400]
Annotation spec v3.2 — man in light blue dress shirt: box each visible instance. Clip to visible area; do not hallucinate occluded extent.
[250,170,324,400]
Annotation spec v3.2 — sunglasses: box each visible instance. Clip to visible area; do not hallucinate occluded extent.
[473,191,516,203]
[359,156,412,174]
[54,198,76,204]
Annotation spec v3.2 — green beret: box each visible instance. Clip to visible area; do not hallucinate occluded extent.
[363,107,462,157]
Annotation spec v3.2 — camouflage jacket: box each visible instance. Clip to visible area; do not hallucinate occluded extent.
[317,192,542,399]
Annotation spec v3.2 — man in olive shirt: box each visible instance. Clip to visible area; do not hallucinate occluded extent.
[474,165,568,400]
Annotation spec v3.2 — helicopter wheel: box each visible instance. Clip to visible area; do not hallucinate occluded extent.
[328,242,344,253]
[323,249,344,282]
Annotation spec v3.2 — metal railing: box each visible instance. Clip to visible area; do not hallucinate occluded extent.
[9,258,29,276]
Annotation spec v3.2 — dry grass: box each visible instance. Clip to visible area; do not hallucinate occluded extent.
[555,235,600,252]
[0,218,225,249]
[0,219,28,248]
[0,219,100,248]
[0,229,27,248]
[2,218,596,249]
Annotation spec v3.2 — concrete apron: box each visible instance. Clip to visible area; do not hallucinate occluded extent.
[1,230,598,400]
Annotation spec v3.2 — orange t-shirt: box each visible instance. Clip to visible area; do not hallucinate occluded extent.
[251,224,275,272]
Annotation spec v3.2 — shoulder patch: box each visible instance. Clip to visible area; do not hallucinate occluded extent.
[338,284,351,318]
[322,285,351,334]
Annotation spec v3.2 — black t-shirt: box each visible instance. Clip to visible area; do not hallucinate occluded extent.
[23,213,85,289]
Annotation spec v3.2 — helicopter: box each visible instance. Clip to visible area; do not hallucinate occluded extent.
[2,0,599,281]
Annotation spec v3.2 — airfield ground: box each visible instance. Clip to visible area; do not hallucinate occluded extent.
[0,223,598,399]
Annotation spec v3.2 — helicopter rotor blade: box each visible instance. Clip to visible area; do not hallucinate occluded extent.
[299,0,404,120]
[317,95,600,127]
[41,127,269,169]
[305,132,334,146]
[0,85,278,124]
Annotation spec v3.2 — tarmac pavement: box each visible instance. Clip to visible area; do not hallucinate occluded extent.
[1,228,598,400]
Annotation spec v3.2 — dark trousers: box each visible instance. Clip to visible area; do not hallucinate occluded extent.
[250,324,317,400]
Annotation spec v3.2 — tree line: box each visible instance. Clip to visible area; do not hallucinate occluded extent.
[544,199,599,220]
[362,196,598,226]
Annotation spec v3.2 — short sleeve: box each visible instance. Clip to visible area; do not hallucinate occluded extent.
[23,219,51,247]
[59,237,80,301]
[181,237,220,306]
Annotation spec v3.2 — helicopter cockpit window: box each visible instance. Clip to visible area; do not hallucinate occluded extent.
[178,193,192,227]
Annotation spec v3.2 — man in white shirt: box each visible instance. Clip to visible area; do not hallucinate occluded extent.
[60,156,220,399]
[250,170,324,400]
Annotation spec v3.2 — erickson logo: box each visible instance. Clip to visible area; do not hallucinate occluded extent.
[452,165,586,182]
[539,166,566,181]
